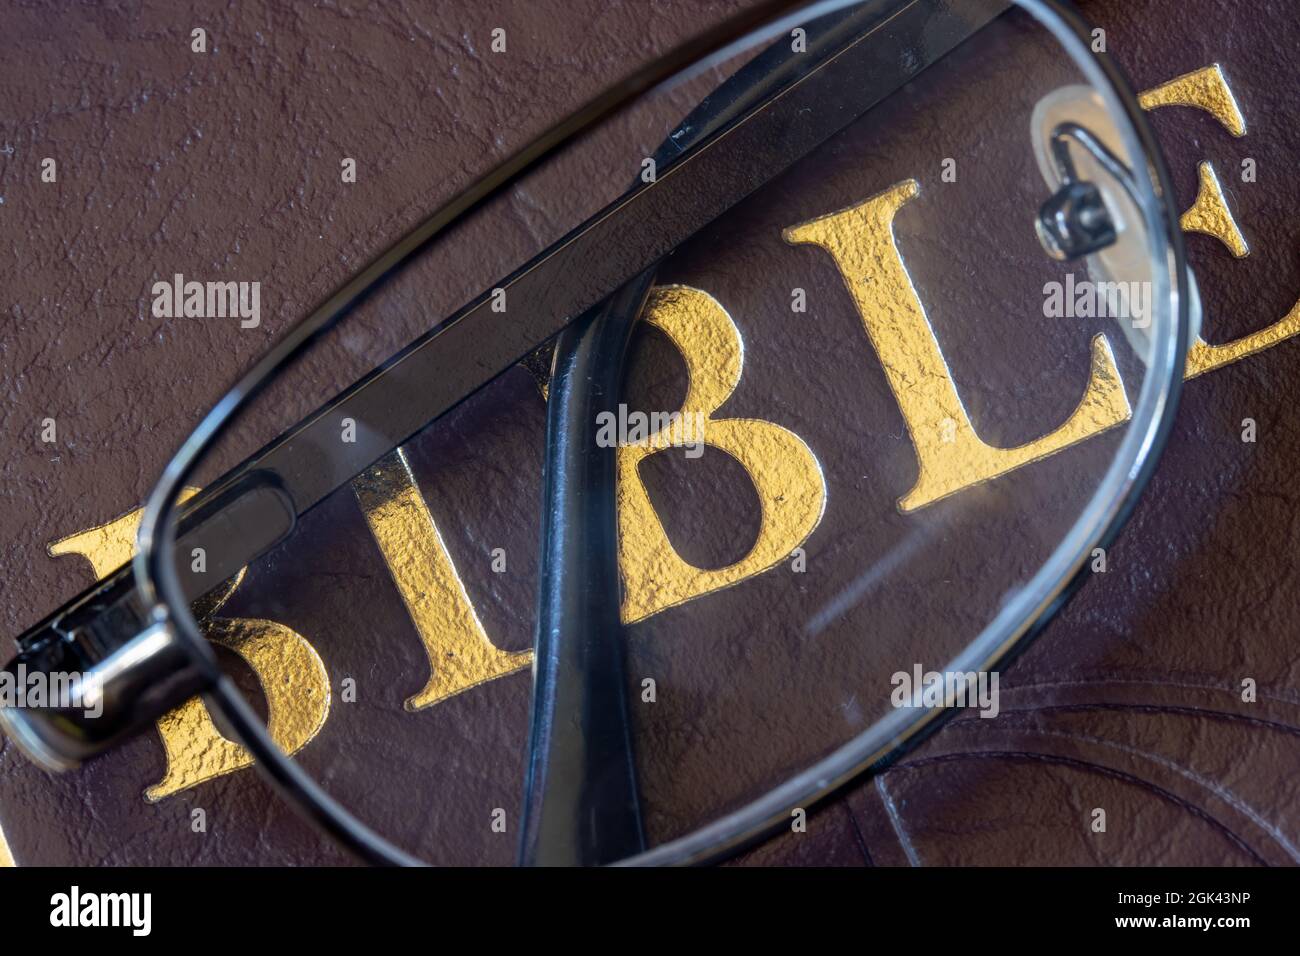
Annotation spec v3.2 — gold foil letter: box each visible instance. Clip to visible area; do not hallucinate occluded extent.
[617,285,827,623]
[48,499,329,800]
[146,618,330,801]
[353,448,530,709]
[1137,65,1300,379]
[784,180,1131,511]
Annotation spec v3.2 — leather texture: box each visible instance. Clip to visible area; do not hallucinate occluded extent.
[2,0,1299,866]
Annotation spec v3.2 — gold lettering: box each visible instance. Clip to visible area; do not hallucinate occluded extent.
[47,499,329,800]
[50,492,201,577]
[1181,161,1248,257]
[1138,64,1246,136]
[617,285,827,623]
[49,489,242,618]
[0,821,14,866]
[40,63,1289,738]
[353,449,529,709]
[784,180,1130,511]
[1186,299,1300,378]
[1139,65,1300,379]
[146,618,330,801]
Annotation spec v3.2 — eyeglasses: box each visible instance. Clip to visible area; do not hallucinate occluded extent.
[1,0,1191,865]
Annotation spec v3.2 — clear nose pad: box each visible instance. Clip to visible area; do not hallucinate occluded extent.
[1031,85,1200,365]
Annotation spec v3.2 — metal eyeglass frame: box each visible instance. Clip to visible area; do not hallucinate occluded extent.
[127,0,1190,866]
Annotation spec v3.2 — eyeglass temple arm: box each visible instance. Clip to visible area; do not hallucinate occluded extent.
[519,272,655,866]
[515,0,989,866]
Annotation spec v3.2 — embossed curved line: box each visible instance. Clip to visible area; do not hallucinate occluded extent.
[1000,677,1300,708]
[927,725,1300,862]
[874,776,921,867]
[889,750,1269,866]
[959,701,1300,737]
[951,671,1300,733]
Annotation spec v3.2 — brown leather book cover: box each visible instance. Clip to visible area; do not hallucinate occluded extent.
[1,0,1296,866]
